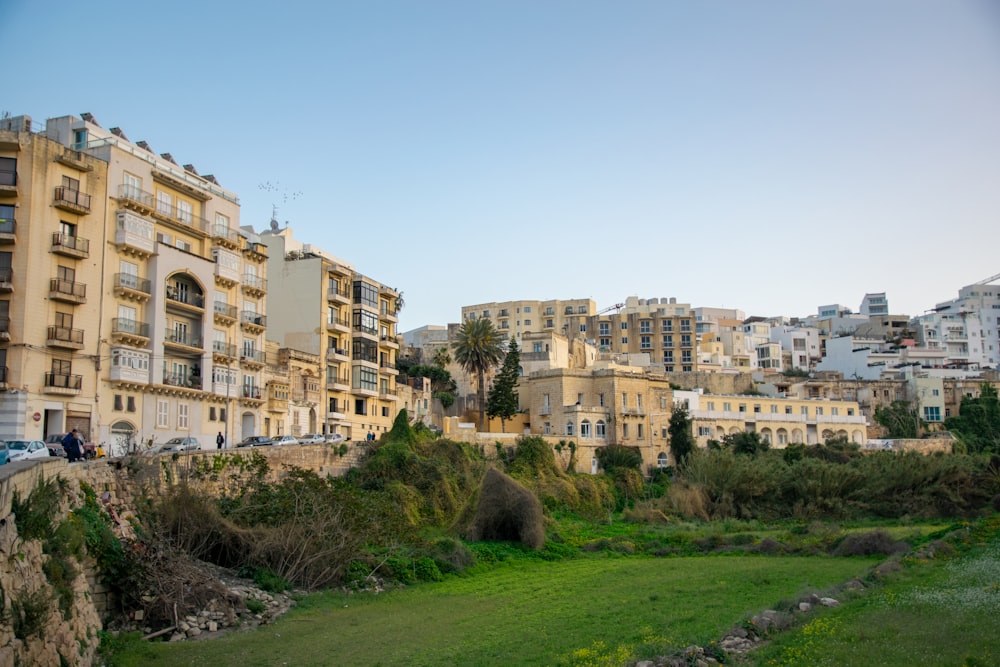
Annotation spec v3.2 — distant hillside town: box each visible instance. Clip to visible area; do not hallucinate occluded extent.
[1,112,996,470]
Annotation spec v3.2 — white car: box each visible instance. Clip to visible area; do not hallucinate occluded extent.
[298,433,325,445]
[271,435,299,446]
[7,440,52,462]
[325,433,345,445]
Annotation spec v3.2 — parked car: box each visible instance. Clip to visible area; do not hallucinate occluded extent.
[298,433,325,445]
[324,433,345,445]
[0,442,9,465]
[270,435,299,446]
[7,440,52,462]
[236,435,272,448]
[159,437,201,452]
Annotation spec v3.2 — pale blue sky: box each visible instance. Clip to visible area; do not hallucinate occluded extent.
[5,1,999,330]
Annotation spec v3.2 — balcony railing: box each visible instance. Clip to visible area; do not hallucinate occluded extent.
[240,311,266,327]
[154,201,208,232]
[166,288,204,308]
[213,341,237,357]
[164,329,202,348]
[242,274,267,292]
[0,217,15,238]
[0,366,7,383]
[208,223,239,244]
[47,325,84,345]
[54,186,91,212]
[49,278,87,301]
[214,301,238,320]
[163,370,200,388]
[0,267,12,287]
[114,273,151,295]
[51,232,90,257]
[240,350,266,364]
[242,387,262,399]
[44,372,82,391]
[112,318,150,338]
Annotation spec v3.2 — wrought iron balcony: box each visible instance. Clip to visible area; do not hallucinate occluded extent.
[53,186,91,214]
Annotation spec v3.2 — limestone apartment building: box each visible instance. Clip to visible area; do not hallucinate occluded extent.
[0,113,266,449]
[257,227,402,440]
[460,299,597,345]
[590,296,700,372]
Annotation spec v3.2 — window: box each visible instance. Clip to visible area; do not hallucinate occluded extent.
[566,421,574,436]
[698,426,712,436]
[352,366,378,392]
[354,398,367,415]
[831,407,839,416]
[598,393,605,407]
[523,306,531,313]
[581,420,591,438]
[681,334,691,347]
[739,404,746,413]
[599,322,610,336]
[786,406,793,414]
[622,393,628,409]
[114,394,124,411]
[847,408,855,416]
[664,351,674,362]
[178,403,189,430]
[620,321,628,330]
[157,191,172,217]
[801,406,808,415]
[524,319,531,326]
[0,157,16,186]
[663,335,673,347]
[157,399,169,427]
[770,405,778,413]
[707,401,715,410]
[127,396,136,412]
[596,420,606,438]
[353,281,379,308]
[209,406,217,421]
[816,407,823,416]
[723,402,731,412]
[681,351,692,363]
[220,407,226,423]
[637,394,643,410]
[544,422,551,435]
[637,423,643,439]
[545,319,554,328]
[754,404,761,413]
[622,423,629,439]
[176,199,193,224]
[640,335,652,349]
[621,336,628,344]
[923,406,941,422]
[640,320,651,334]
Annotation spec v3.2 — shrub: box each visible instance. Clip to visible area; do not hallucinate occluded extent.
[12,587,50,640]
[465,469,545,550]
[832,530,908,557]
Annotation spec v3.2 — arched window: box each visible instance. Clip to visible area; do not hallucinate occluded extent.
[580,420,591,438]
[566,421,574,436]
[595,420,606,438]
[657,452,669,468]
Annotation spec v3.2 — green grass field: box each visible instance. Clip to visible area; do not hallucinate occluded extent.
[750,521,1000,667]
[108,554,876,667]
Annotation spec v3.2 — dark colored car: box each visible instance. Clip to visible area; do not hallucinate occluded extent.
[236,436,273,448]
[44,434,97,459]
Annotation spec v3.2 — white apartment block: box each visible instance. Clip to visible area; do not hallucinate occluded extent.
[913,276,1000,371]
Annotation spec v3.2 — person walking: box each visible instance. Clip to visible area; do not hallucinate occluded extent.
[216,431,225,449]
[63,429,82,462]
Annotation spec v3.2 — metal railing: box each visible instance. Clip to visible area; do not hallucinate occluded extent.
[166,289,205,308]
[49,278,86,298]
[47,325,84,344]
[54,186,91,210]
[213,301,238,319]
[242,274,267,291]
[213,341,237,357]
[51,232,90,254]
[112,318,150,337]
[240,311,267,327]
[114,273,151,294]
[164,329,202,348]
[44,372,82,390]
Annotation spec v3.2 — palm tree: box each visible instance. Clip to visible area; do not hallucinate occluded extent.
[432,346,451,369]
[452,318,504,431]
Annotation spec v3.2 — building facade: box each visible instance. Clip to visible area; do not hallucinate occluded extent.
[589,296,699,372]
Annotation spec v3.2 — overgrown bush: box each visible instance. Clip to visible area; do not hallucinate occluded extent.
[465,468,545,549]
[832,530,908,557]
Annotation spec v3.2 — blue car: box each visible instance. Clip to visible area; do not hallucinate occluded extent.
[0,442,8,465]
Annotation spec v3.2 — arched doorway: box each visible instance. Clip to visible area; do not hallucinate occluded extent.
[241,411,255,442]
[110,420,136,456]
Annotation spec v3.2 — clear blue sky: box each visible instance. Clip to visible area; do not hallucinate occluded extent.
[5,1,999,330]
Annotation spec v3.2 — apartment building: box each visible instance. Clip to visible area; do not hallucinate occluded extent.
[590,296,699,372]
[0,113,266,449]
[461,298,596,344]
[259,226,400,439]
[677,390,867,447]
[913,276,1000,371]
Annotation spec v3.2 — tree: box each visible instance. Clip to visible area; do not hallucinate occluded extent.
[945,383,1000,454]
[432,346,451,369]
[722,431,769,456]
[874,400,923,438]
[486,338,520,432]
[452,318,504,431]
[667,402,695,467]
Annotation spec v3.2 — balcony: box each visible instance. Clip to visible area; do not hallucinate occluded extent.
[241,274,267,297]
[151,201,208,237]
[51,232,90,259]
[353,323,378,340]
[113,273,151,301]
[240,350,266,368]
[326,347,349,362]
[49,278,87,304]
[243,241,268,262]
[53,186,91,215]
[111,318,150,347]
[0,168,16,196]
[115,184,155,215]
[379,388,398,402]
[0,267,12,292]
[209,223,241,250]
[327,374,349,392]
[164,328,203,350]
[240,311,266,333]
[327,408,347,421]
[0,316,8,342]
[380,361,399,376]
[213,301,238,325]
[380,308,398,324]
[380,334,400,349]
[47,325,84,349]
[327,283,350,304]
[326,316,350,333]
[241,386,262,400]
[44,372,82,395]
[0,217,14,244]
[163,370,201,389]
[212,340,237,362]
[165,288,205,312]
[115,210,156,257]
[109,362,149,385]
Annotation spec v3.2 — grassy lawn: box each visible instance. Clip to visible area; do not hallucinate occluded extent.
[109,554,876,667]
[750,520,1000,667]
